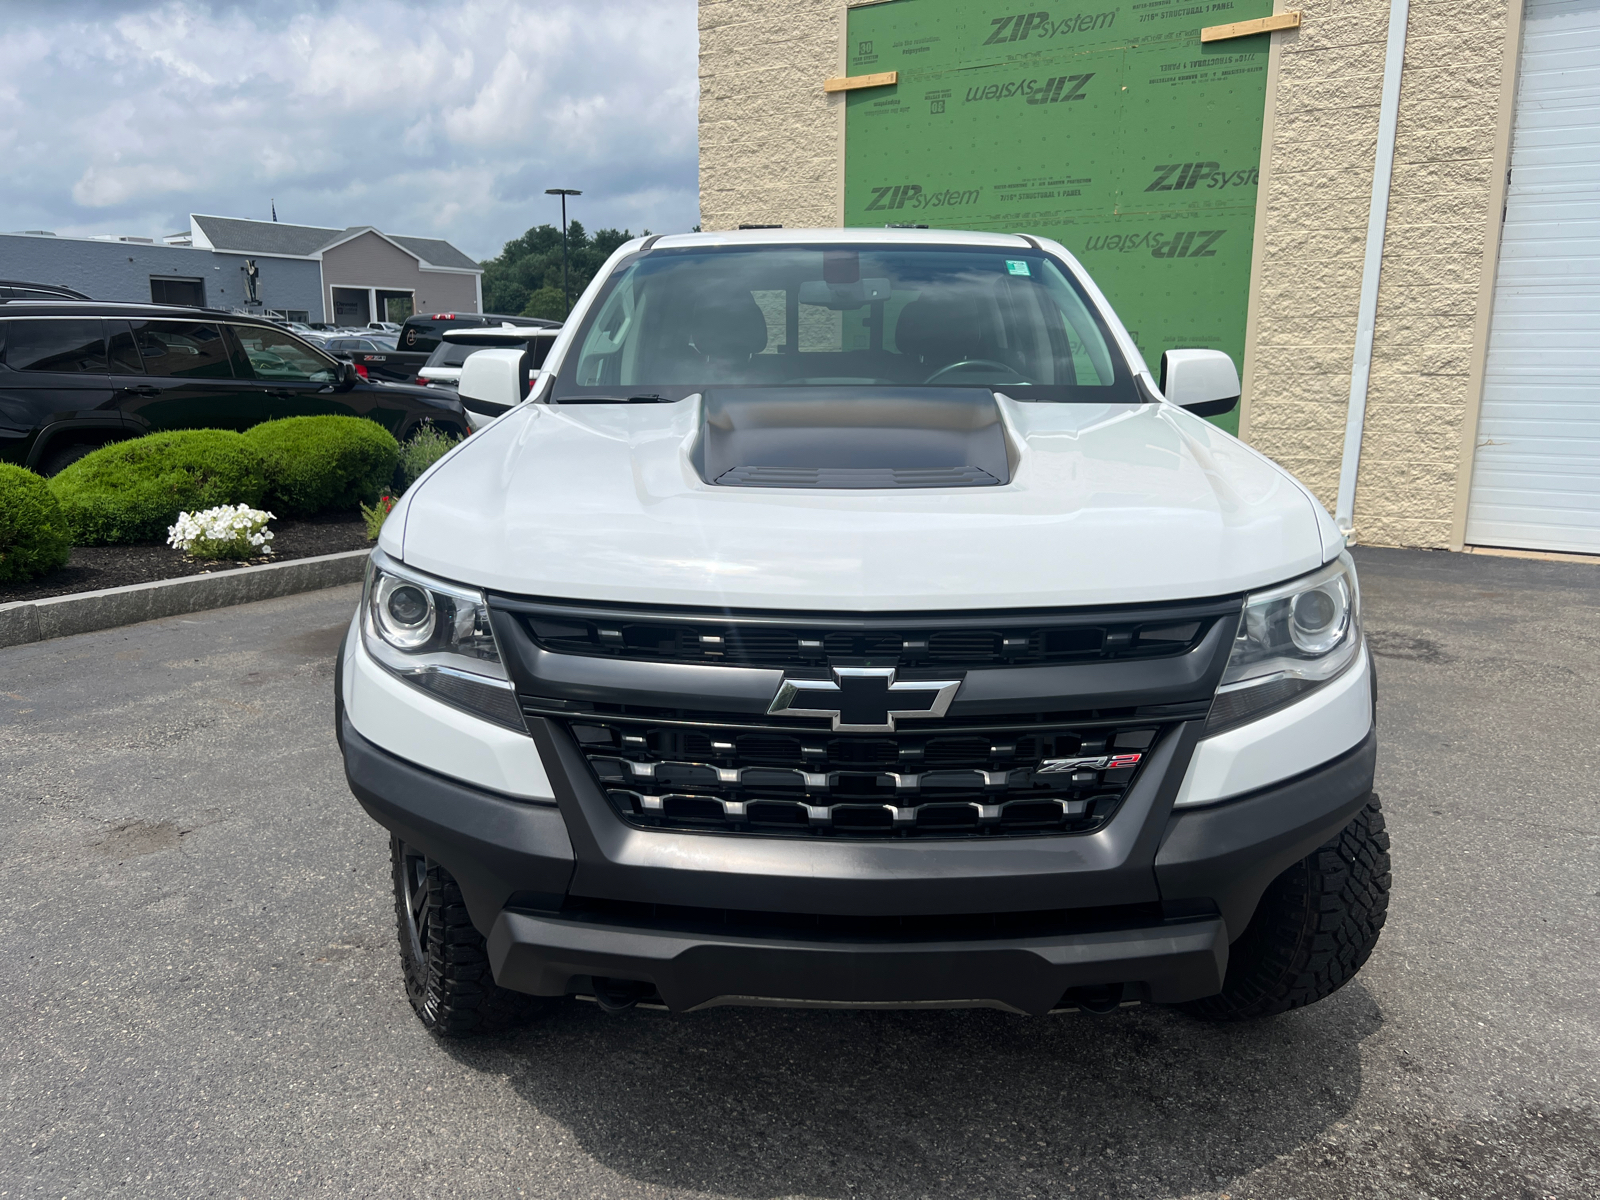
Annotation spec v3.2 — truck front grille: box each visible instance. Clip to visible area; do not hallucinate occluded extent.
[556,715,1162,839]
[517,611,1211,671]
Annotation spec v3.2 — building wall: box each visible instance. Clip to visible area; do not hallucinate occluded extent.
[1240,0,1513,548]
[699,0,843,231]
[0,233,323,314]
[320,231,478,320]
[695,0,1518,549]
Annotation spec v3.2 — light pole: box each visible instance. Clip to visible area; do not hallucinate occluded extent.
[545,188,582,316]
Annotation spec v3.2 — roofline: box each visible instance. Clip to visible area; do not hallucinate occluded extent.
[316,225,400,258]
[222,249,322,262]
[190,211,342,233]
[641,227,1036,250]
[189,212,478,268]
[321,225,480,272]
[0,230,210,252]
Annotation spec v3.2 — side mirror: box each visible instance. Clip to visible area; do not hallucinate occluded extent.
[457,347,527,417]
[337,360,359,391]
[1160,349,1239,417]
[443,327,558,402]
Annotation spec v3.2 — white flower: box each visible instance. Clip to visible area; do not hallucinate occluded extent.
[167,505,276,558]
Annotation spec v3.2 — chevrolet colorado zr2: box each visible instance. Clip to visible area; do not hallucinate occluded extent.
[335,228,1387,1034]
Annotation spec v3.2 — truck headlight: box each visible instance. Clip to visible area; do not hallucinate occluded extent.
[1206,552,1362,735]
[361,551,525,731]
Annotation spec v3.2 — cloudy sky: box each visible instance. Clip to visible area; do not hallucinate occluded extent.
[0,0,699,262]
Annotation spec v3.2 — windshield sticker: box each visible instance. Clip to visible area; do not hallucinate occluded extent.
[1004,260,1031,276]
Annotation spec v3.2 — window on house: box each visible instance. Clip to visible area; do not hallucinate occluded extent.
[150,277,206,306]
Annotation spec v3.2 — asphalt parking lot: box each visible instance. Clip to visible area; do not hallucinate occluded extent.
[1,546,1597,1199]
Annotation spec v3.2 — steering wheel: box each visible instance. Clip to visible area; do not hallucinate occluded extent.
[922,358,1029,385]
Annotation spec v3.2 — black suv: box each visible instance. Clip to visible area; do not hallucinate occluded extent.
[0,302,471,475]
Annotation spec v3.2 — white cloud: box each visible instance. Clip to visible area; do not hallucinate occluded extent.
[72,162,198,207]
[0,0,699,258]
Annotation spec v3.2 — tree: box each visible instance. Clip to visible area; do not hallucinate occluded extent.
[479,222,640,318]
[522,287,565,321]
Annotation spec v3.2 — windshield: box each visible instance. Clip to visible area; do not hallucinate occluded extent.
[426,341,475,368]
[553,244,1137,403]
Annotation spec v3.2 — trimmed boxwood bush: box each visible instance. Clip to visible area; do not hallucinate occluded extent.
[244,416,400,518]
[0,463,73,582]
[49,431,268,545]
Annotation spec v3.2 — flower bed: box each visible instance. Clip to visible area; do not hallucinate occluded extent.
[0,416,416,604]
[0,511,370,605]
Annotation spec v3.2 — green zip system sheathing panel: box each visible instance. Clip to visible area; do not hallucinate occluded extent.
[843,0,1276,433]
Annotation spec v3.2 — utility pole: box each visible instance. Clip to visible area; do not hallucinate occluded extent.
[545,188,582,316]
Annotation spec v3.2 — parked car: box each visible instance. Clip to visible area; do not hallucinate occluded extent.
[397,311,557,356]
[325,335,395,355]
[339,313,560,385]
[326,337,414,383]
[337,229,1384,1035]
[0,301,471,475]
[367,321,402,334]
[0,279,90,302]
[417,326,559,416]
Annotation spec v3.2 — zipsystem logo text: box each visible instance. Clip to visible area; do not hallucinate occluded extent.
[863,185,983,211]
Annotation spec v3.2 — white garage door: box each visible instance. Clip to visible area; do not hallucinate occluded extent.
[1466,0,1600,554]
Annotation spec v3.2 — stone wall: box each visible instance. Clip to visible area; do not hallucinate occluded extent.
[698,0,843,231]
[1243,0,1511,547]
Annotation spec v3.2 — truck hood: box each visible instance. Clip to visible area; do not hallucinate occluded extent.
[390,395,1335,611]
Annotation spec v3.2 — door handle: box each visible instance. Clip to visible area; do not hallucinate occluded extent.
[118,384,160,397]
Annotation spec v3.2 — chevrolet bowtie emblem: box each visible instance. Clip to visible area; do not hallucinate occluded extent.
[767,666,962,733]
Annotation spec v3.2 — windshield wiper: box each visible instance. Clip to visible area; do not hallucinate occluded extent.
[555,394,673,404]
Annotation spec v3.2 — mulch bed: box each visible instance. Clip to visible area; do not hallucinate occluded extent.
[0,512,372,605]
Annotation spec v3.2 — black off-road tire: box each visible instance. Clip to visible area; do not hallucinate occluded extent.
[391,836,533,1036]
[1182,797,1390,1021]
[38,440,99,477]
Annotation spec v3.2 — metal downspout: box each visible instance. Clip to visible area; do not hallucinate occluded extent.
[1335,0,1411,534]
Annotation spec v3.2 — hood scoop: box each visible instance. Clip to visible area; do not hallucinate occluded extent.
[699,386,1010,489]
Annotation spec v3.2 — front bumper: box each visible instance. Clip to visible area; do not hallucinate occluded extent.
[341,700,1376,1012]
[487,905,1227,1014]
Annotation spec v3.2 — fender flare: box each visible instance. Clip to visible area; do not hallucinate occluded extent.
[24,417,132,471]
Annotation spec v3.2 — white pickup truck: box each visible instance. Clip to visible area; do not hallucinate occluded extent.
[335,228,1385,1035]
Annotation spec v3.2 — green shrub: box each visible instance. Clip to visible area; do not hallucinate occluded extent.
[396,422,461,492]
[49,431,268,545]
[243,416,400,518]
[0,463,73,582]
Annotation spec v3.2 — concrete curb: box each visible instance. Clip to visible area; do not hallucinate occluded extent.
[0,549,369,650]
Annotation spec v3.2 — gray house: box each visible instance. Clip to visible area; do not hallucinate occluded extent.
[0,214,482,324]
[184,215,483,323]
